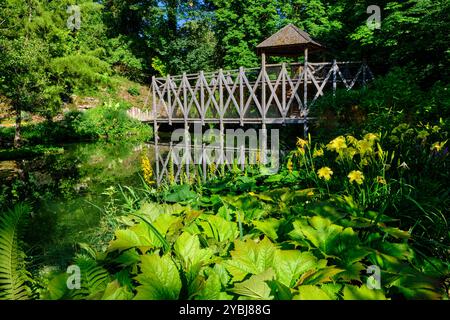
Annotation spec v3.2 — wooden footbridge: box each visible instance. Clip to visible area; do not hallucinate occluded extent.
[129,24,373,138]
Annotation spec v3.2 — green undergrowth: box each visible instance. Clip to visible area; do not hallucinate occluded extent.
[31,128,449,300]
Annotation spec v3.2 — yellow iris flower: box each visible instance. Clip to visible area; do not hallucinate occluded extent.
[287,158,294,173]
[348,170,364,185]
[376,176,387,185]
[317,167,333,181]
[313,148,324,158]
[364,133,379,142]
[346,135,358,147]
[357,140,373,155]
[296,137,308,148]
[327,136,347,152]
[431,140,447,152]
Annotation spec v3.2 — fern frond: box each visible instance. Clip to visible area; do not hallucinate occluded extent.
[0,203,32,300]
[68,255,110,299]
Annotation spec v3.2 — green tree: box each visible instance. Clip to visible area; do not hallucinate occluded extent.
[212,0,282,68]
[0,0,62,147]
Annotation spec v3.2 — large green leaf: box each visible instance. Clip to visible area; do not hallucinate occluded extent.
[134,254,182,300]
[101,280,134,300]
[231,269,275,300]
[135,202,184,222]
[108,214,176,253]
[41,273,69,300]
[273,250,319,288]
[252,218,283,241]
[294,285,332,300]
[225,237,276,282]
[389,270,443,299]
[174,232,213,269]
[290,216,361,258]
[199,215,239,243]
[298,266,344,286]
[195,268,233,300]
[343,285,388,300]
[164,184,197,203]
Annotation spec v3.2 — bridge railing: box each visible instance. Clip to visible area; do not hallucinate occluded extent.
[132,61,373,125]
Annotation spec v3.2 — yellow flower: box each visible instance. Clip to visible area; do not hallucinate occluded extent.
[255,150,261,164]
[297,147,306,156]
[348,170,364,185]
[141,155,155,185]
[346,135,358,147]
[344,147,358,159]
[431,140,448,152]
[317,167,333,181]
[364,133,379,142]
[357,140,373,156]
[287,158,293,173]
[376,176,387,185]
[313,148,324,158]
[296,137,308,148]
[209,162,217,177]
[326,136,347,152]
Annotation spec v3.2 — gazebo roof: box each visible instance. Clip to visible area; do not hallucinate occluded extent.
[256,24,324,57]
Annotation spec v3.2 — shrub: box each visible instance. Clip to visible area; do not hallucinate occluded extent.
[72,101,152,141]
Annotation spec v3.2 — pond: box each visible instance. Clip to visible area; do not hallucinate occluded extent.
[0,141,162,269]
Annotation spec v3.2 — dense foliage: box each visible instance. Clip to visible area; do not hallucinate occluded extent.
[18,132,448,300]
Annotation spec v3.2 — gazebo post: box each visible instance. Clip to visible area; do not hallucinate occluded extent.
[255,24,324,141]
[261,52,267,165]
[303,47,308,138]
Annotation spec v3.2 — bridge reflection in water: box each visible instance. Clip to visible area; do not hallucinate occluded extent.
[142,130,281,186]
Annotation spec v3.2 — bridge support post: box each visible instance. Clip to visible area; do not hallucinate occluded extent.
[152,76,160,185]
[303,48,309,139]
[261,53,268,164]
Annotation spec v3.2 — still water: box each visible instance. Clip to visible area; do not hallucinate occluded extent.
[0,141,159,268]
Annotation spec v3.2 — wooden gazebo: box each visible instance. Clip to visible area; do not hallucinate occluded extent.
[256,23,325,61]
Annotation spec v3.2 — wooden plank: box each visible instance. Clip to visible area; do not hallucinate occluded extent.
[285,68,305,115]
[220,71,240,116]
[310,66,333,106]
[242,69,263,117]
[264,67,284,117]
[200,71,205,125]
[348,65,363,90]
[282,63,286,120]
[332,60,337,97]
[239,67,244,126]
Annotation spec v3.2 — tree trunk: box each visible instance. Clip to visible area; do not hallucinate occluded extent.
[14,109,22,148]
